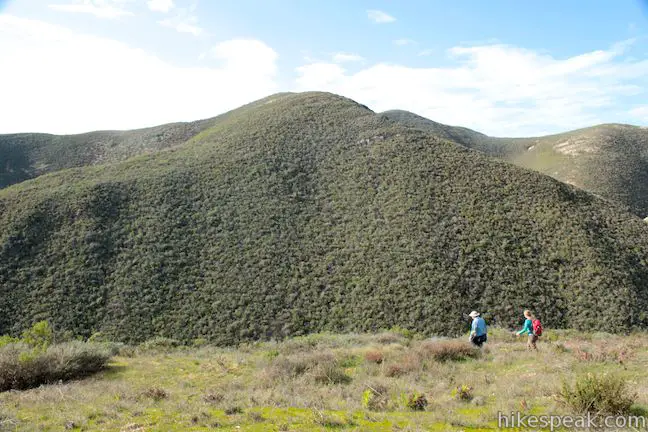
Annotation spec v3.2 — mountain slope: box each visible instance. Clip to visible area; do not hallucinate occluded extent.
[0,119,215,189]
[2,92,648,344]
[379,111,648,216]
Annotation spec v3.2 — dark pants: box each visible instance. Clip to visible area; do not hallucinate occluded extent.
[471,334,487,347]
[528,334,538,350]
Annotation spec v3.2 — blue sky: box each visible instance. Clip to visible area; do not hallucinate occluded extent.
[1,0,647,136]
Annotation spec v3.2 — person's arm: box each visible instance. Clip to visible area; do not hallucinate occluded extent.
[517,319,532,335]
[470,319,477,336]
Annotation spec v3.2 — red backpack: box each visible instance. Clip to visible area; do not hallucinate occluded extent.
[532,319,543,336]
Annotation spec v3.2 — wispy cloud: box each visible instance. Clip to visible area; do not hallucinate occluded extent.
[332,52,364,63]
[629,106,648,122]
[0,15,278,133]
[49,0,133,19]
[295,39,648,136]
[418,49,434,57]
[147,0,174,13]
[158,6,202,36]
[393,38,416,46]
[367,9,395,24]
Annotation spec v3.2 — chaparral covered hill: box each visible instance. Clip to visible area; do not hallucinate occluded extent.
[1,92,648,344]
[380,110,648,216]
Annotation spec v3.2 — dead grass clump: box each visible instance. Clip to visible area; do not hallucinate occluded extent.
[573,342,633,365]
[140,387,168,401]
[312,362,352,385]
[364,349,384,364]
[374,332,407,345]
[418,340,481,362]
[203,391,224,404]
[384,353,420,377]
[266,351,352,384]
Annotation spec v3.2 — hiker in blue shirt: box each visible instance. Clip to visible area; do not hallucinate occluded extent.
[468,310,487,347]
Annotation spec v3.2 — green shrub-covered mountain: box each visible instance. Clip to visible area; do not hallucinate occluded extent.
[380,110,648,216]
[0,118,217,189]
[2,92,648,344]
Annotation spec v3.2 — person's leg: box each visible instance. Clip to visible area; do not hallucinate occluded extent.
[528,335,538,351]
[527,335,533,350]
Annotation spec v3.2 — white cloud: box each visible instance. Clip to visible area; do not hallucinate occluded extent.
[629,106,648,122]
[49,0,133,19]
[0,15,278,134]
[295,40,648,136]
[418,49,434,57]
[367,9,395,24]
[147,0,174,13]
[158,7,202,35]
[393,39,415,46]
[332,52,364,63]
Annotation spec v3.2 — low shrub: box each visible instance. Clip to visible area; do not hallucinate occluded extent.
[224,406,243,415]
[364,350,384,364]
[267,351,352,384]
[313,363,352,385]
[573,343,632,364]
[139,337,181,352]
[418,340,481,362]
[140,387,168,401]
[452,385,474,402]
[405,392,428,411]
[0,341,112,391]
[559,373,635,415]
[362,384,390,411]
[384,353,419,377]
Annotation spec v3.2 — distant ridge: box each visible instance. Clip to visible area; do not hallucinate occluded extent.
[379,110,648,216]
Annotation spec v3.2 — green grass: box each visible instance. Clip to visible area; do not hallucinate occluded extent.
[1,330,646,431]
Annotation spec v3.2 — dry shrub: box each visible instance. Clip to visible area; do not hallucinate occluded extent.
[140,387,168,401]
[266,351,351,384]
[384,353,420,377]
[0,341,111,391]
[374,332,407,345]
[364,349,385,364]
[418,340,481,362]
[362,384,390,411]
[312,362,352,385]
[573,342,633,364]
[203,392,224,404]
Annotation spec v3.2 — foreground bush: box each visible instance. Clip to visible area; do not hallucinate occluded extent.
[559,373,635,415]
[0,341,112,391]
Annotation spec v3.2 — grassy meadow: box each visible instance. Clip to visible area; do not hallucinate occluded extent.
[1,327,647,431]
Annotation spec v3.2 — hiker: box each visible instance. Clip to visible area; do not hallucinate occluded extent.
[515,309,542,350]
[468,311,487,347]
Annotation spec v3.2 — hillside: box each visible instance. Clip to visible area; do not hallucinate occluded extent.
[379,111,648,216]
[0,118,216,189]
[2,92,648,344]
